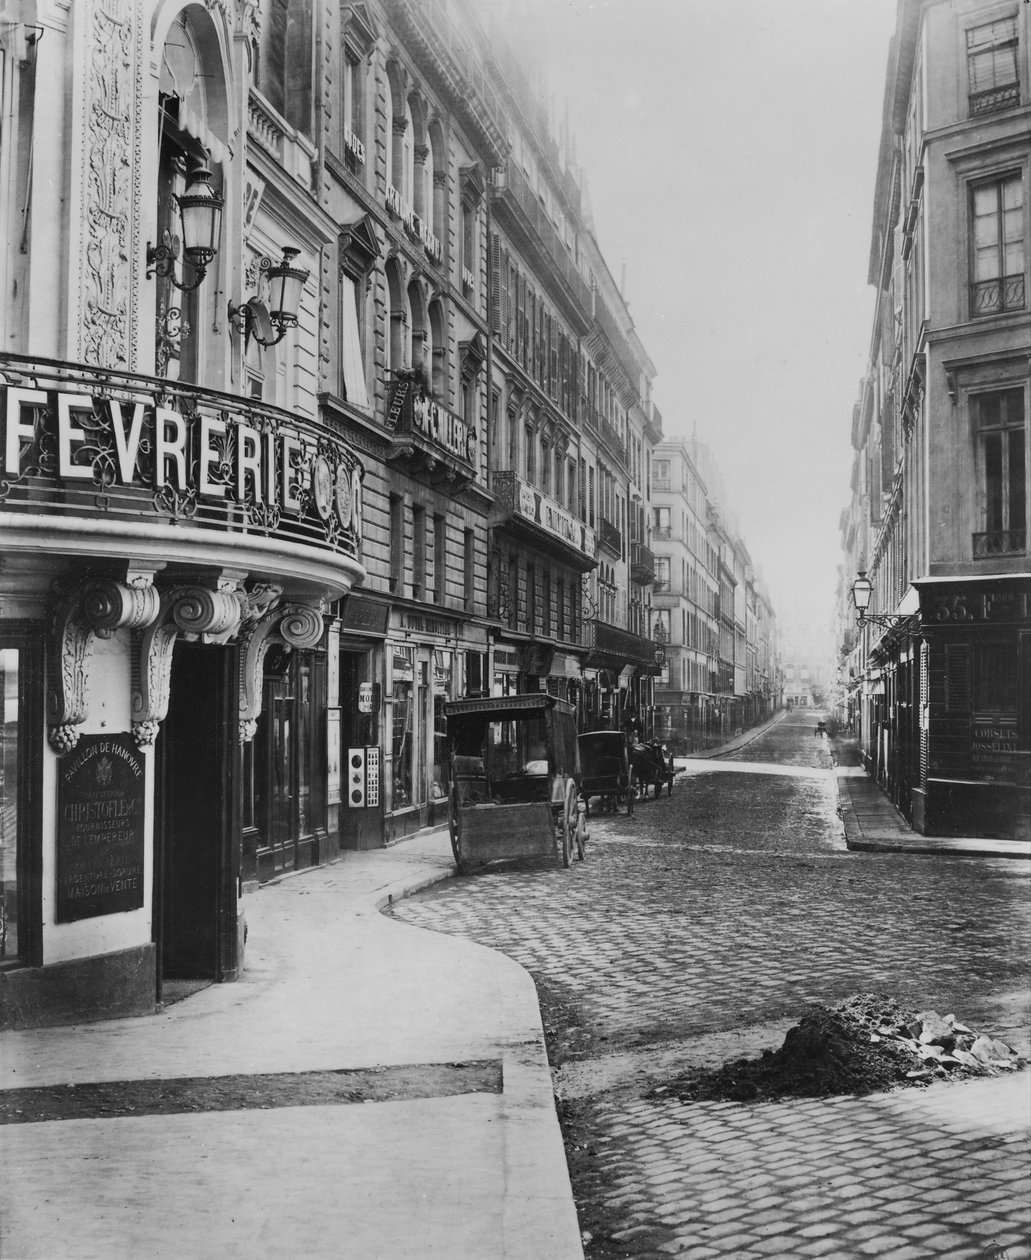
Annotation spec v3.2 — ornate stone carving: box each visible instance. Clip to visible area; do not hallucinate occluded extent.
[80,0,143,370]
[48,573,162,753]
[238,602,325,741]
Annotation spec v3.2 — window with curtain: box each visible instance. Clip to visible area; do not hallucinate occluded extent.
[970,173,1025,317]
[340,273,369,407]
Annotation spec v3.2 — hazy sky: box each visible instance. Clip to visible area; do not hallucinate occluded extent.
[504,0,898,622]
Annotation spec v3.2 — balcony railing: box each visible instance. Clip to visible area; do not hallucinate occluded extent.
[971,274,1025,317]
[491,470,597,571]
[630,541,656,584]
[0,353,364,562]
[969,83,1020,116]
[973,528,1027,557]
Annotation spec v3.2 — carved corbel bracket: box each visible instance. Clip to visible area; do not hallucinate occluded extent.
[48,574,162,753]
[238,602,325,742]
[130,579,263,747]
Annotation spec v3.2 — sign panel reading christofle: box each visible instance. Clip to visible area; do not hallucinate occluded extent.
[56,734,146,922]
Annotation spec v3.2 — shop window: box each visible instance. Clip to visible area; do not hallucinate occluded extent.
[1,633,40,967]
[970,173,1025,317]
[390,493,405,592]
[391,647,414,809]
[431,650,452,803]
[967,15,1019,116]
[974,387,1027,556]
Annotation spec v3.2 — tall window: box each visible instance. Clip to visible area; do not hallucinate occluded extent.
[256,0,312,133]
[967,16,1019,115]
[971,174,1025,316]
[974,387,1027,556]
[341,273,369,407]
[654,556,671,591]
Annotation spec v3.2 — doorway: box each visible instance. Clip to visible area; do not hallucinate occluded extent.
[156,641,239,999]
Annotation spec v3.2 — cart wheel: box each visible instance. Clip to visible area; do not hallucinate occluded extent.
[560,782,575,868]
[447,788,466,873]
[575,799,587,861]
[626,769,637,816]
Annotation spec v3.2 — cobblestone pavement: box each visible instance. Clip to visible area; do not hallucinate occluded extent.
[389,712,1031,1259]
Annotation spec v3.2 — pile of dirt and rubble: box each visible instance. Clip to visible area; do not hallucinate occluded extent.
[649,993,1025,1104]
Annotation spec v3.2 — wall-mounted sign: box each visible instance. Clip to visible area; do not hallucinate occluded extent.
[358,682,374,712]
[56,733,145,923]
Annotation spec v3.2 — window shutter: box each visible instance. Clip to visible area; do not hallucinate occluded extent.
[944,644,971,712]
[490,234,502,334]
[501,254,512,350]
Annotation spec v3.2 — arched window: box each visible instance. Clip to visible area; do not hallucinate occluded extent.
[154,11,228,384]
[386,260,407,375]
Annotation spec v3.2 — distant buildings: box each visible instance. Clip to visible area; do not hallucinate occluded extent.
[650,438,778,751]
[839,0,1029,840]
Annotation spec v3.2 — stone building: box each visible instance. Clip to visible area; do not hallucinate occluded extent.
[839,0,1029,839]
[650,438,778,751]
[0,0,663,1026]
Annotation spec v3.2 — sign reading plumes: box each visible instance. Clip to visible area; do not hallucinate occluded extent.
[56,733,146,923]
[0,356,363,556]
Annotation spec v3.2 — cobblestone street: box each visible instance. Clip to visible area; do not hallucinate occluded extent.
[389,712,1031,1259]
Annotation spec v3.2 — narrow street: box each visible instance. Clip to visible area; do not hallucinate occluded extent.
[388,710,1031,1259]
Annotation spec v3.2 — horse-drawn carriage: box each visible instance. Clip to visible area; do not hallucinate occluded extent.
[577,730,635,815]
[444,693,587,874]
[629,740,676,799]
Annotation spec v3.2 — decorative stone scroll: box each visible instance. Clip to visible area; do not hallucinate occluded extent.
[238,602,325,742]
[48,573,162,753]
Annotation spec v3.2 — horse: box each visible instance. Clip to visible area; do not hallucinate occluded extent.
[630,740,675,799]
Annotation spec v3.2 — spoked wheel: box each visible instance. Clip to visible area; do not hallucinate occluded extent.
[448,788,466,873]
[559,781,576,868]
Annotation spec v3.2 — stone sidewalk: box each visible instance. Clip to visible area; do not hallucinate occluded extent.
[0,833,583,1260]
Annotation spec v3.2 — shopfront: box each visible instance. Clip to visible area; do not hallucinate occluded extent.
[0,357,365,1027]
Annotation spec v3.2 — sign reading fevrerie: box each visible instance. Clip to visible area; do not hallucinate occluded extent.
[56,734,145,923]
[0,358,363,554]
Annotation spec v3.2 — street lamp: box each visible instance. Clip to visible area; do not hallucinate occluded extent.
[850,570,911,629]
[228,247,310,347]
[146,161,224,292]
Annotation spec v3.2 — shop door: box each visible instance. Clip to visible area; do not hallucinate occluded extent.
[157,642,238,992]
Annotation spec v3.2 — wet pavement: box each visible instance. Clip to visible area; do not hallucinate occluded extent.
[389,710,1031,1259]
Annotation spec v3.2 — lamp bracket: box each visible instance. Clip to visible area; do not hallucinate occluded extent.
[147,229,208,292]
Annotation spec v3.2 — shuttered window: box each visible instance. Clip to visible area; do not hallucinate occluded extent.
[944,644,971,712]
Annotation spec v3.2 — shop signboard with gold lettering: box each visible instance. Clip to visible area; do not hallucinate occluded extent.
[56,733,145,922]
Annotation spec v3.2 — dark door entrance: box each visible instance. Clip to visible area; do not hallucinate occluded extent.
[156,641,239,998]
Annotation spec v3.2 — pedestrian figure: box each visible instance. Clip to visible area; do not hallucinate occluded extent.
[815,720,827,738]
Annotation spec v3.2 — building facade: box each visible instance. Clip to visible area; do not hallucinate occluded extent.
[839,0,1029,840]
[650,438,779,751]
[0,0,665,1027]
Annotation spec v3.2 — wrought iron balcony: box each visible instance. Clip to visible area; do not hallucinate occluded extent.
[491,471,597,571]
[969,83,1020,116]
[973,528,1027,558]
[385,372,478,490]
[630,541,656,584]
[971,274,1025,317]
[586,619,666,673]
[599,515,622,557]
[0,352,365,595]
